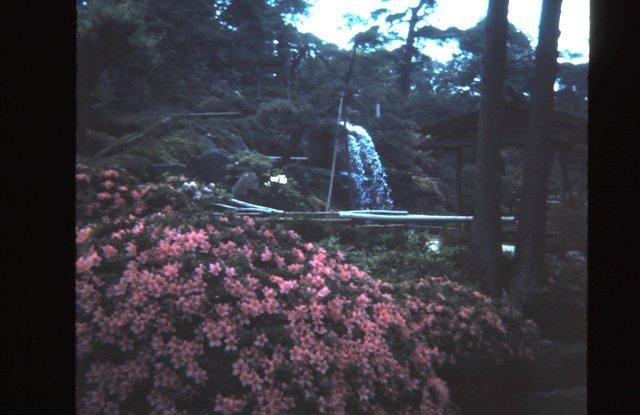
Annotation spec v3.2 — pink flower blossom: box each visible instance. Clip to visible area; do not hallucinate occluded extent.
[76,173,90,182]
[162,263,179,277]
[76,226,93,244]
[209,262,222,275]
[76,249,101,274]
[317,286,331,298]
[102,245,118,258]
[278,279,297,294]
[102,169,119,178]
[287,263,303,273]
[97,192,112,201]
[260,247,272,262]
[215,395,245,415]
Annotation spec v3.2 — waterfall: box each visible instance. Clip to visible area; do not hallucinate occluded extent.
[344,122,394,209]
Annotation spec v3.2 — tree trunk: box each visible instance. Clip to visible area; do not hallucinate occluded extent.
[398,5,420,97]
[455,148,464,214]
[472,0,509,289]
[512,0,563,302]
[276,28,290,96]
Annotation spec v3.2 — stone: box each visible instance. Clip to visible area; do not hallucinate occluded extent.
[146,163,188,177]
[299,121,337,167]
[208,132,249,152]
[192,134,218,154]
[190,148,232,183]
[232,172,260,198]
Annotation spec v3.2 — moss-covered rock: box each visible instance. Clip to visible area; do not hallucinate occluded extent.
[207,131,249,152]
[128,134,216,164]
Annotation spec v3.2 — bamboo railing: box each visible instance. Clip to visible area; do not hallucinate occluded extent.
[212,199,516,225]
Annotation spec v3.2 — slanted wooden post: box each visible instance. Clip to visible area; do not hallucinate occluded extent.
[455,147,464,214]
[325,93,345,212]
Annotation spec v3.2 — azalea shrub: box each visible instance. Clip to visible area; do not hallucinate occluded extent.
[75,165,537,415]
[392,278,539,414]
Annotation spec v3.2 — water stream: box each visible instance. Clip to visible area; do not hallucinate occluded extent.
[344,122,394,209]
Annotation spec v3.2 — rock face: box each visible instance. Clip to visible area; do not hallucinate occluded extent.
[299,120,348,168]
[146,163,188,177]
[190,148,232,183]
[191,134,219,155]
[207,132,249,152]
[231,172,260,198]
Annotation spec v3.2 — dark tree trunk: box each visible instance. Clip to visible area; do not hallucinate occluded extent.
[398,4,421,97]
[287,45,308,96]
[344,45,358,88]
[472,0,509,289]
[276,28,290,96]
[512,0,563,302]
[455,148,464,214]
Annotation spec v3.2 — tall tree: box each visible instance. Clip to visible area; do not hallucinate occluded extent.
[472,0,509,289]
[76,0,164,138]
[512,0,564,302]
[397,0,432,97]
[431,19,534,97]
[371,0,437,97]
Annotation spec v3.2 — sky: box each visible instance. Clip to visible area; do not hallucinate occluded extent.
[295,0,589,64]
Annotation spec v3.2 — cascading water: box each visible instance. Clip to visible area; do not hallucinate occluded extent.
[344,122,394,209]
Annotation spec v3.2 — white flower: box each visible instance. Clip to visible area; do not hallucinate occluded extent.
[181,181,198,190]
[269,174,288,184]
[426,239,441,253]
[194,191,202,200]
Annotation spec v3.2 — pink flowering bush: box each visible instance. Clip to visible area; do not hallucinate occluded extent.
[75,165,537,414]
[391,278,539,414]
[392,278,538,364]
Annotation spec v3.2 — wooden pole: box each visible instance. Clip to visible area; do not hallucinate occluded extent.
[325,92,345,212]
[164,111,241,117]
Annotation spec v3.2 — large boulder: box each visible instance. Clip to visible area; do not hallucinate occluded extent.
[298,120,337,167]
[190,148,232,183]
[206,132,249,153]
[231,171,260,198]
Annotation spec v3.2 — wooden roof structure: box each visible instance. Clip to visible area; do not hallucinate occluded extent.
[416,103,586,213]
[418,103,587,150]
